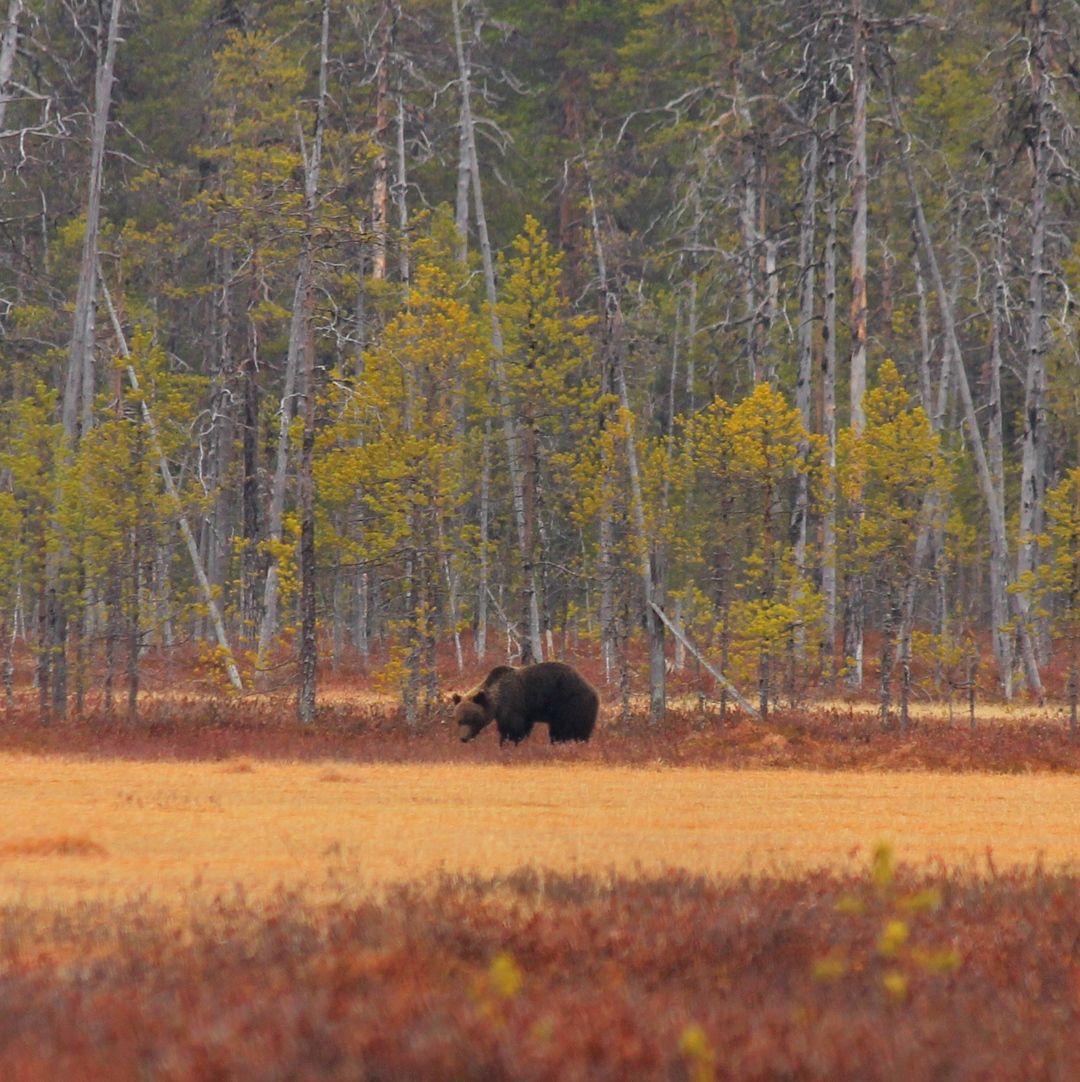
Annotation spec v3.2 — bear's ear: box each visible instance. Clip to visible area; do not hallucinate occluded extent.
[451,693,462,704]
[472,691,489,709]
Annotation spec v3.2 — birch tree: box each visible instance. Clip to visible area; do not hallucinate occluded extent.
[451,0,542,664]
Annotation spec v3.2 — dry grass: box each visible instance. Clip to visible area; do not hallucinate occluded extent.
[1,754,1078,907]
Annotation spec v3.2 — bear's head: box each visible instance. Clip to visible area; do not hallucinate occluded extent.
[451,691,493,742]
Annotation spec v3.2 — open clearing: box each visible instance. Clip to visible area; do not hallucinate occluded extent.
[1,755,1079,905]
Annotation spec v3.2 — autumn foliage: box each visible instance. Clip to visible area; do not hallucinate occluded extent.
[1,855,1077,1080]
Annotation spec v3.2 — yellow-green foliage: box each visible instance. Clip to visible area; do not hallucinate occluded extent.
[195,29,308,284]
[0,385,62,613]
[837,360,948,586]
[318,214,485,697]
[674,384,825,696]
[1029,469,1080,701]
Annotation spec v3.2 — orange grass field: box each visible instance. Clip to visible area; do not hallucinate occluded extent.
[2,755,1079,906]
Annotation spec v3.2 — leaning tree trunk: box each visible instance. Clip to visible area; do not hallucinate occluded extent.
[885,56,1040,701]
[99,272,244,691]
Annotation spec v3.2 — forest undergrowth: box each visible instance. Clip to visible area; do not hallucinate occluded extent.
[1,854,1077,1080]
[3,697,1079,772]
[2,688,1079,774]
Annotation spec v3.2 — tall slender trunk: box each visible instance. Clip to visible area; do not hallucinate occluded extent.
[821,99,839,681]
[0,0,22,132]
[792,121,819,583]
[987,195,1014,696]
[451,0,542,663]
[297,0,331,725]
[395,87,409,285]
[52,0,124,717]
[455,96,471,259]
[126,505,140,725]
[476,420,491,659]
[370,0,394,281]
[64,0,122,440]
[843,0,868,689]
[848,0,869,433]
[587,174,664,721]
[1016,0,1051,687]
[739,135,761,384]
[257,1,330,685]
[256,265,311,679]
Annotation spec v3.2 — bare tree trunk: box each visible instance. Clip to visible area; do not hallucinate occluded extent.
[451,0,542,663]
[792,119,819,590]
[587,174,665,722]
[0,0,22,132]
[64,0,122,441]
[987,196,1014,696]
[395,86,409,285]
[256,266,310,681]
[1016,0,1051,690]
[453,6,472,261]
[739,134,761,384]
[297,307,317,723]
[126,514,140,725]
[476,420,491,659]
[297,0,331,725]
[848,0,869,434]
[370,0,395,281]
[843,0,868,690]
[821,100,839,682]
[52,0,124,718]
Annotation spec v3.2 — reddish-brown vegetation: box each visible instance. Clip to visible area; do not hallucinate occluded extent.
[1,858,1078,1080]
[0,836,107,858]
[1,693,1079,773]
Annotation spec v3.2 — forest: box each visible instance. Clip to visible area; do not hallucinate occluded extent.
[2,0,1080,729]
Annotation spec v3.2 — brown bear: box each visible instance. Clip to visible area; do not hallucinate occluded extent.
[451,662,599,745]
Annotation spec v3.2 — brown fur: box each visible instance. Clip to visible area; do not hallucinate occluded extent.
[451,662,599,745]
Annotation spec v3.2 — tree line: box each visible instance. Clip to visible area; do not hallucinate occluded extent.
[2,0,1079,728]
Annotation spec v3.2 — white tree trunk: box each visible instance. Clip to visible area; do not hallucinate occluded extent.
[1016,0,1050,683]
[63,0,122,442]
[451,0,542,663]
[0,0,22,132]
[792,124,819,581]
[843,0,868,689]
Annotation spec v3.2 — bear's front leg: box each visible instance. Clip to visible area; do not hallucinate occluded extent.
[498,713,530,745]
